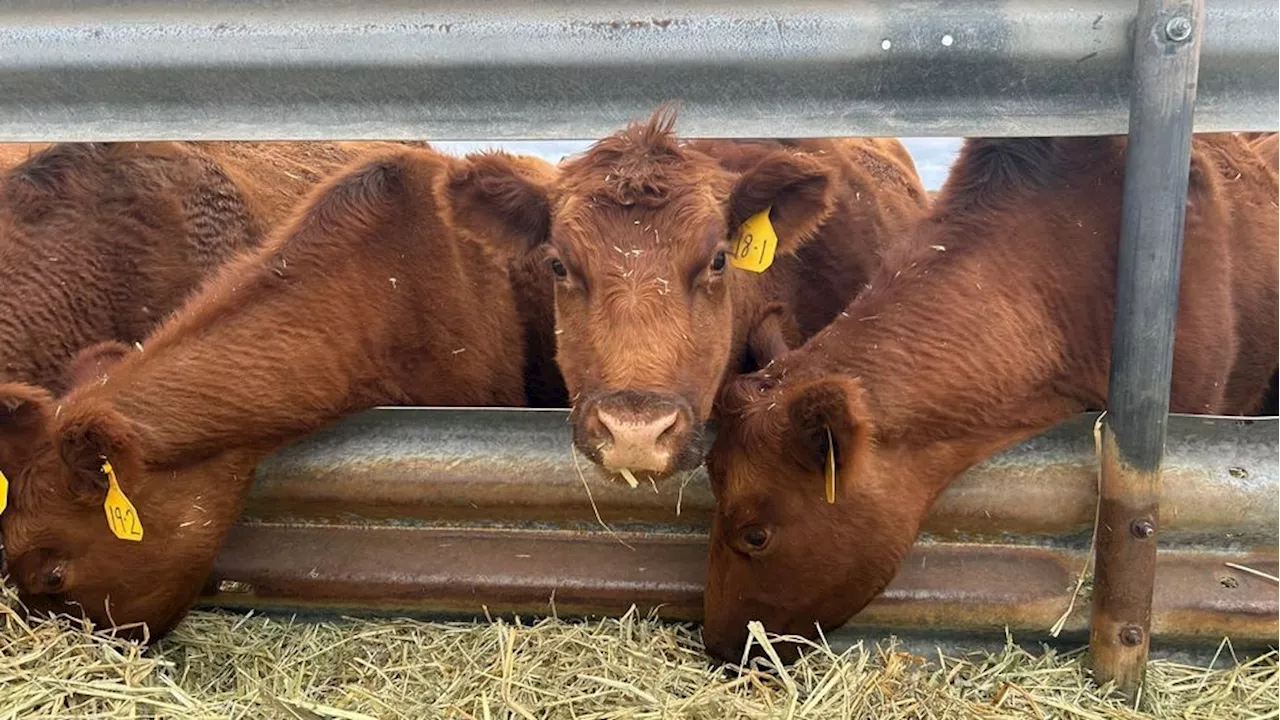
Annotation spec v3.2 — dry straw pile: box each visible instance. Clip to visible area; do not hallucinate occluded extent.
[0,583,1274,719]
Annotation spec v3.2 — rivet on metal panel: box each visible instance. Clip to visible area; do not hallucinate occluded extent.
[1164,15,1193,42]
[1119,625,1144,646]
[1129,519,1155,539]
[217,579,254,594]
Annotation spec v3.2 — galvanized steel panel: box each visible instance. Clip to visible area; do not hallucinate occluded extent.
[1,0,1276,141]
[203,410,1279,646]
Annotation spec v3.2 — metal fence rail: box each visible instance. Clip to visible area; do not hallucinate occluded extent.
[1,0,1276,141]
[201,410,1278,649]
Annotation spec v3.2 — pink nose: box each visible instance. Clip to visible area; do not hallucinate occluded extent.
[594,406,680,473]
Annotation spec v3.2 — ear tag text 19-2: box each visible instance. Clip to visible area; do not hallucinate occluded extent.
[0,469,8,516]
[824,427,836,504]
[102,460,143,542]
[731,207,778,273]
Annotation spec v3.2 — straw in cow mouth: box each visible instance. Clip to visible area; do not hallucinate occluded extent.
[617,467,640,489]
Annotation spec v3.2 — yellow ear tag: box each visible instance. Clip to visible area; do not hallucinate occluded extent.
[824,427,836,504]
[730,207,778,273]
[0,469,8,516]
[102,461,143,542]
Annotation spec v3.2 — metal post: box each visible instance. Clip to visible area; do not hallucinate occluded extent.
[1090,0,1204,702]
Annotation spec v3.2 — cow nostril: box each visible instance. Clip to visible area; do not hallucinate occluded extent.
[594,409,623,442]
[655,410,683,442]
[596,408,680,445]
[587,396,692,473]
[584,406,613,447]
[701,633,746,665]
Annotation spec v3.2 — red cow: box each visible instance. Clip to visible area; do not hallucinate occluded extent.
[701,133,1279,662]
[0,143,50,171]
[1250,132,1278,174]
[0,145,535,640]
[451,108,928,482]
[1249,132,1279,414]
[0,141,398,394]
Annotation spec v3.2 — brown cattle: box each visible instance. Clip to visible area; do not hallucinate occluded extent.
[1248,132,1279,414]
[0,145,529,640]
[700,133,1279,662]
[0,143,51,172]
[510,248,570,407]
[195,141,429,237]
[0,140,399,394]
[450,108,928,481]
[494,156,570,408]
[1250,132,1278,174]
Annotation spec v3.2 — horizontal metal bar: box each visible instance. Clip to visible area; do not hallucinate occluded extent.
[202,410,1278,644]
[2,0,1276,141]
[246,410,1278,548]
[203,525,1278,647]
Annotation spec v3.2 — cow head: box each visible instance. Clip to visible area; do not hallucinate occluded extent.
[449,107,838,482]
[0,371,234,641]
[699,373,933,664]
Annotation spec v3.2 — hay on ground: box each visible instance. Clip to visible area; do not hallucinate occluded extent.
[0,583,1274,719]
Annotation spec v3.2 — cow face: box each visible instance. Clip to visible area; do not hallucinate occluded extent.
[449,108,838,483]
[0,381,232,641]
[699,374,930,664]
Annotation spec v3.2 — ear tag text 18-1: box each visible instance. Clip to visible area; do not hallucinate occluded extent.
[0,469,8,515]
[824,427,836,504]
[731,207,778,273]
[102,460,144,541]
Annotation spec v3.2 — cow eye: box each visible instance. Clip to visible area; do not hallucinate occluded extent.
[739,524,771,552]
[40,565,65,593]
[548,258,568,278]
[710,250,727,272]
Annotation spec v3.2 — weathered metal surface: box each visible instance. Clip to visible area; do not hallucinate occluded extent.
[208,526,707,620]
[1092,0,1206,700]
[1094,430,1165,695]
[246,410,1278,546]
[201,410,1278,646]
[1,0,1276,142]
[204,524,1278,646]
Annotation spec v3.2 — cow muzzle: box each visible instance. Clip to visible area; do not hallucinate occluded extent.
[577,390,696,476]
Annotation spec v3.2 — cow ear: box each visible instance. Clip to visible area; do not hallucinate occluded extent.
[729,152,837,256]
[746,305,793,370]
[445,152,555,257]
[781,376,870,486]
[55,403,137,501]
[65,340,133,389]
[0,382,54,478]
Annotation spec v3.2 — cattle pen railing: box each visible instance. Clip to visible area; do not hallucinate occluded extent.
[2,0,1276,703]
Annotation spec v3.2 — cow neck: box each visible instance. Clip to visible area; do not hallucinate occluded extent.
[65,252,402,470]
[769,212,1088,473]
